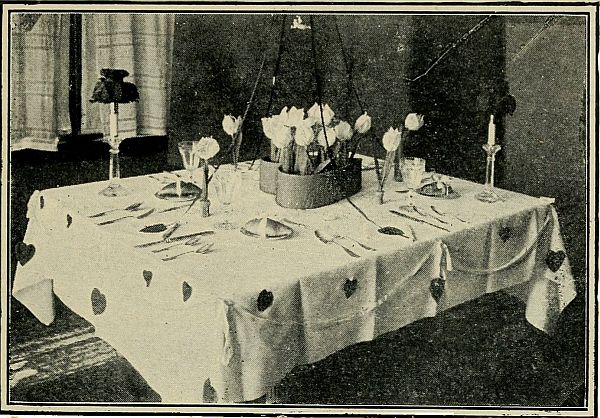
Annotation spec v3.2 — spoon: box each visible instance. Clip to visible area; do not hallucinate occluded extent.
[89,202,143,218]
[139,221,178,234]
[314,230,361,258]
[345,197,411,239]
[412,205,451,225]
[97,208,156,225]
[152,236,205,253]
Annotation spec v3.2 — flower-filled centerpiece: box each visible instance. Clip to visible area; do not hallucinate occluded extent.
[259,103,371,209]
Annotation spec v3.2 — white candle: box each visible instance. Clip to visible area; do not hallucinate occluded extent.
[487,114,496,147]
[109,103,119,140]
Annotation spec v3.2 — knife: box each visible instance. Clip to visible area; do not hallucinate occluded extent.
[389,210,450,232]
[135,230,215,248]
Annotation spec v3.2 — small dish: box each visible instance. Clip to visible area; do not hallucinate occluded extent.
[155,181,201,202]
[417,182,460,199]
[240,217,293,240]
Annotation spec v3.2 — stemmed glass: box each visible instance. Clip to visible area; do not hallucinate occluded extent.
[211,166,243,230]
[178,141,202,184]
[399,157,426,210]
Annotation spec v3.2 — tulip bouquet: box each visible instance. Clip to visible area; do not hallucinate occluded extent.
[374,113,425,204]
[261,103,372,176]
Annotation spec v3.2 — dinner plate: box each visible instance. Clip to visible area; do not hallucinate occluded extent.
[240,226,293,240]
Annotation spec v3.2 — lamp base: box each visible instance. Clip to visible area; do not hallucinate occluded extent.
[475,187,502,203]
[99,183,130,197]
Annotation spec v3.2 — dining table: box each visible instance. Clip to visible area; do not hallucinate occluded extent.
[11,157,577,404]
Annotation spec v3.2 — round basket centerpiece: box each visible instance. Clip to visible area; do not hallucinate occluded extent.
[260,103,372,209]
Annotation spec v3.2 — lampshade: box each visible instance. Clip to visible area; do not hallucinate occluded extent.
[90,68,139,104]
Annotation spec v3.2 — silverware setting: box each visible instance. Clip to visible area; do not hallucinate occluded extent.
[314,230,361,258]
[134,231,215,248]
[96,208,156,225]
[161,242,214,261]
[430,205,469,224]
[281,218,377,251]
[151,236,205,253]
[411,205,451,225]
[389,209,451,232]
[89,202,144,218]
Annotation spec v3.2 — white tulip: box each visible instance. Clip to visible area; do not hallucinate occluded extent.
[262,117,276,140]
[334,121,353,141]
[271,125,293,149]
[286,106,305,127]
[308,102,335,126]
[382,127,402,152]
[354,112,372,134]
[294,119,315,146]
[194,136,220,160]
[222,115,241,137]
[405,113,425,131]
[317,126,337,148]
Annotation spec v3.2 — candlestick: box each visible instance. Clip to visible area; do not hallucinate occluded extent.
[476,143,503,203]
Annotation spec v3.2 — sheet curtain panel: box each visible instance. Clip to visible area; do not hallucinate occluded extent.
[10,14,71,152]
[81,14,175,140]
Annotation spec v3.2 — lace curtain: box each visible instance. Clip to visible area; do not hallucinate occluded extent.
[81,14,175,140]
[10,14,71,152]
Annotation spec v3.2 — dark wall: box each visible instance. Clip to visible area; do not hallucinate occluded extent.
[168,14,416,166]
[503,16,587,288]
[169,14,506,180]
[406,15,506,182]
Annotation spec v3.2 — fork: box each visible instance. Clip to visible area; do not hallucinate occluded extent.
[161,242,214,261]
[97,208,156,225]
[412,205,451,225]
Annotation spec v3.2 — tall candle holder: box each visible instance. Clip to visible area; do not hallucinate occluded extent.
[476,143,503,203]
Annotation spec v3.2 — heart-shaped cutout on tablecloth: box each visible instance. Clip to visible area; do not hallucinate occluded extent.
[182,281,192,302]
[203,378,218,403]
[498,226,511,242]
[91,288,107,315]
[66,214,73,228]
[343,278,358,298]
[545,250,566,272]
[257,289,274,312]
[143,270,153,287]
[429,278,445,304]
[15,242,36,266]
[39,195,45,209]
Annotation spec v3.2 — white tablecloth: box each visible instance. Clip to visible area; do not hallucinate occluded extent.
[12,160,576,403]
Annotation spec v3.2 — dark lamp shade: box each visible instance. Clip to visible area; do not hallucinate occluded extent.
[90,68,139,104]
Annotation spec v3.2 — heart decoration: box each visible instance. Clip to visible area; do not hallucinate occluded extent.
[429,278,445,304]
[15,242,36,266]
[182,281,192,302]
[545,250,566,273]
[143,270,153,287]
[498,226,511,242]
[343,278,358,298]
[203,378,218,403]
[66,214,73,228]
[39,195,45,209]
[257,289,274,312]
[91,288,107,315]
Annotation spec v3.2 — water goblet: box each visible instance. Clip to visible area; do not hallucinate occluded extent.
[211,166,243,230]
[399,157,426,210]
[178,141,202,184]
